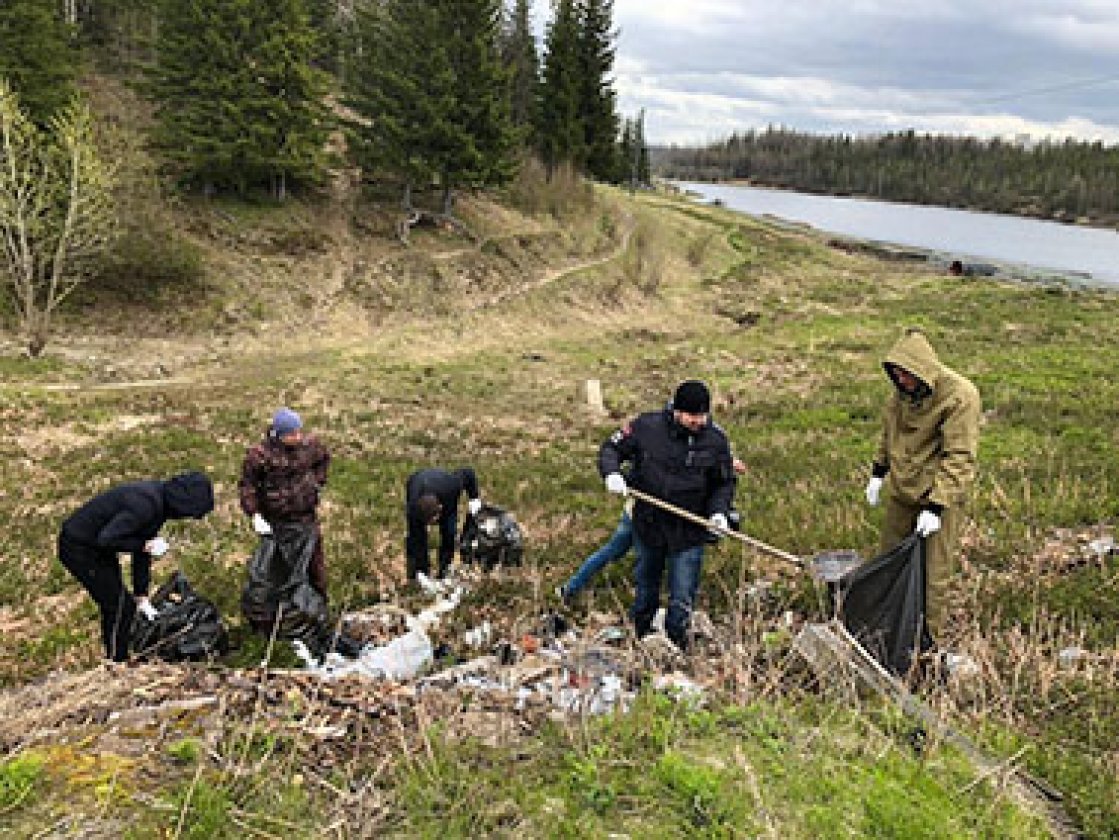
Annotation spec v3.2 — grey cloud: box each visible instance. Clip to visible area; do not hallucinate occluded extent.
[531,0,1119,142]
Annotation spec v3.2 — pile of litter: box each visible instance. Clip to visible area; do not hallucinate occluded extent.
[292,570,709,720]
[0,569,723,781]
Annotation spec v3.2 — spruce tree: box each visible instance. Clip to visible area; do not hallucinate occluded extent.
[305,0,343,73]
[149,0,330,198]
[346,0,446,207]
[576,0,620,182]
[442,0,517,205]
[536,0,582,176]
[501,0,538,143]
[347,0,515,212]
[0,0,78,125]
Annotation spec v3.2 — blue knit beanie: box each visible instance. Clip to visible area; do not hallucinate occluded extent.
[272,407,302,436]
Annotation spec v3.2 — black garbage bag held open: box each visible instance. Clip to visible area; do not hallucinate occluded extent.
[241,521,329,641]
[459,503,523,571]
[838,535,934,677]
[131,571,229,662]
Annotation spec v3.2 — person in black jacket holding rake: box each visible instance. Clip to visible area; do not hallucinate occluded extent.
[599,380,736,652]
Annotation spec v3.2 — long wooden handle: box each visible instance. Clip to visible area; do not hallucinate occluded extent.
[626,488,804,567]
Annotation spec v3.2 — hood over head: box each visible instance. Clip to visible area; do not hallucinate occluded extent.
[163,471,215,519]
[883,329,940,400]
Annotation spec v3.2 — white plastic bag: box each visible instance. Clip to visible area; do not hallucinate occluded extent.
[361,621,433,679]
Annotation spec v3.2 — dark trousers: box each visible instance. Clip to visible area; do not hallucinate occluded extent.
[58,533,135,662]
[406,510,457,579]
[631,534,704,651]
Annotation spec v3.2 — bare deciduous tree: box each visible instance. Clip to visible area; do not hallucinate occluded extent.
[0,78,116,357]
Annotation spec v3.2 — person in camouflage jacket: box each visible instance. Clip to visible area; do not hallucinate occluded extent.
[239,408,331,594]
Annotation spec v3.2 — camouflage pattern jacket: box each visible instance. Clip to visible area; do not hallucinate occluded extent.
[239,433,331,523]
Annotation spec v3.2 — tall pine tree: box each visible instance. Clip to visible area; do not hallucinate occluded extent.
[0,0,78,125]
[346,1,449,208]
[576,0,619,182]
[536,0,582,177]
[442,0,516,207]
[618,109,649,190]
[149,0,330,198]
[501,0,538,144]
[346,0,515,212]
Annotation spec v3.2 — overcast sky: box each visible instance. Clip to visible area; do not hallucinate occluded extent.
[530,0,1119,145]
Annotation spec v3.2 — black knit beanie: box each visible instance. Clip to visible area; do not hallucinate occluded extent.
[673,380,711,414]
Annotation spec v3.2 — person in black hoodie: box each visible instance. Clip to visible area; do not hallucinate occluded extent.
[598,380,735,651]
[404,467,482,580]
[57,471,214,662]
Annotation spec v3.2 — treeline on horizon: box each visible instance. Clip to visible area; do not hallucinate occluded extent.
[0,0,651,207]
[656,127,1119,225]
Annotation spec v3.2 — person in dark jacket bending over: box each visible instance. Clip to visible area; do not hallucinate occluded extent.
[405,467,482,580]
[239,407,332,596]
[57,471,214,662]
[599,380,736,652]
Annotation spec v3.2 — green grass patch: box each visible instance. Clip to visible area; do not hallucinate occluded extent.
[386,694,1048,838]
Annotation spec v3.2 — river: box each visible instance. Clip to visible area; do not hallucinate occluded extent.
[676,181,1119,286]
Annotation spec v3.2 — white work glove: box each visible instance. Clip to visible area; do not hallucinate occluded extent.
[865,476,883,507]
[468,498,482,516]
[136,596,159,621]
[145,536,169,557]
[604,473,628,495]
[709,513,729,532]
[252,513,272,535]
[915,510,942,537]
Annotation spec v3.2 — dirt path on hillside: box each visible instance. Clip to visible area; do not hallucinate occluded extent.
[473,211,634,310]
[7,209,637,392]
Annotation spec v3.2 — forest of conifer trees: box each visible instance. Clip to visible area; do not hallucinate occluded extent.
[0,0,650,204]
[656,127,1119,226]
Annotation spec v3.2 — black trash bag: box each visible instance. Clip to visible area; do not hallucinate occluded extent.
[131,571,229,662]
[838,534,934,677]
[459,503,523,570]
[241,521,329,642]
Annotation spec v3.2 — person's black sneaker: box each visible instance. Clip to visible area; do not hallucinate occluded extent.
[555,584,574,608]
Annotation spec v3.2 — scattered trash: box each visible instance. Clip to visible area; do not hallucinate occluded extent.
[810,550,862,583]
[1087,538,1116,560]
[539,612,569,638]
[691,610,716,641]
[322,621,433,681]
[415,586,464,630]
[298,584,464,681]
[943,652,980,679]
[1058,647,1091,669]
[415,571,455,597]
[555,648,630,715]
[493,640,517,666]
[638,633,684,669]
[653,672,705,703]
[593,626,627,645]
[463,621,493,648]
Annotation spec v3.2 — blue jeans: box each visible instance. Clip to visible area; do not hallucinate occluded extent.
[564,511,633,596]
[631,534,704,650]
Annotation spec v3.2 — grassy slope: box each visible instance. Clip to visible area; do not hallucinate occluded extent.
[0,184,1116,836]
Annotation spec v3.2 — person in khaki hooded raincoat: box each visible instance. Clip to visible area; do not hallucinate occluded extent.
[864,328,981,641]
